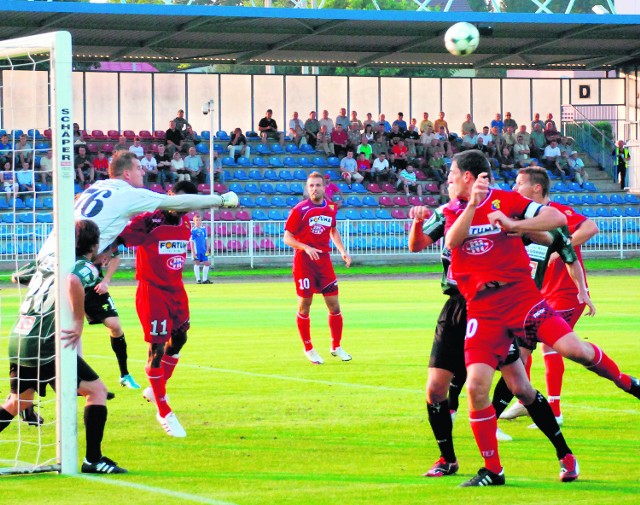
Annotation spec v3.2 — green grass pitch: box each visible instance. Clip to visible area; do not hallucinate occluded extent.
[1,275,640,505]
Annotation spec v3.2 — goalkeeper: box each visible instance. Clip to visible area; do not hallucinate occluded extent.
[0,220,127,474]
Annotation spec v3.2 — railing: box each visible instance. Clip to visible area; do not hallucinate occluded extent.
[2,217,639,266]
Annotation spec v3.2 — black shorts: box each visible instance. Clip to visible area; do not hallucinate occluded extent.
[85,289,118,324]
[429,294,467,376]
[500,339,521,368]
[10,356,100,397]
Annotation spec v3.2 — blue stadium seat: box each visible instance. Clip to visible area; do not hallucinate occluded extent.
[345,196,362,207]
[263,169,279,181]
[337,182,351,194]
[362,195,378,207]
[36,213,53,223]
[256,143,271,155]
[352,237,368,250]
[269,156,284,168]
[345,209,361,220]
[596,194,610,205]
[388,221,405,234]
[567,195,581,206]
[17,213,34,223]
[268,209,285,220]
[610,194,624,205]
[327,156,340,167]
[499,182,512,191]
[610,206,623,217]
[375,208,392,220]
[313,156,328,168]
[234,169,249,181]
[283,156,297,168]
[285,143,300,154]
[228,183,245,195]
[279,170,294,181]
[239,196,255,208]
[245,183,261,195]
[271,144,285,155]
[625,194,640,204]
[215,130,230,141]
[248,169,264,181]
[13,198,26,209]
[0,224,11,238]
[245,131,259,139]
[371,236,385,249]
[290,182,304,194]
[624,206,639,217]
[260,183,276,195]
[237,156,251,167]
[568,182,583,192]
[595,207,610,217]
[285,196,299,207]
[300,144,316,154]
[386,236,402,249]
[351,183,367,194]
[200,130,211,141]
[553,195,568,205]
[624,219,639,231]
[255,196,270,207]
[222,156,237,167]
[624,233,639,246]
[274,182,291,194]
[336,209,347,220]
[252,209,268,220]
[213,144,225,154]
[360,209,376,219]
[271,196,286,207]
[253,156,267,167]
[325,169,340,180]
[553,182,569,193]
[581,194,597,206]
[596,219,611,232]
[582,181,597,192]
[196,143,209,154]
[298,157,313,168]
[293,170,307,181]
[581,206,596,218]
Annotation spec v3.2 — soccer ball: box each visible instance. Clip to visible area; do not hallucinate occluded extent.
[444,22,480,57]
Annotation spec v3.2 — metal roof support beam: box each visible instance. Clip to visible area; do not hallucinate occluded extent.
[586,47,640,71]
[355,36,437,69]
[532,0,553,14]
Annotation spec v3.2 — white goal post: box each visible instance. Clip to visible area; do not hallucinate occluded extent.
[0,31,76,475]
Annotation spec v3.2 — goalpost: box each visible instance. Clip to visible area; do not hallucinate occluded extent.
[0,32,76,475]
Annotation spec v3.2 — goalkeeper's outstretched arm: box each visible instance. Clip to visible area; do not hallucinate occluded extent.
[156,191,238,211]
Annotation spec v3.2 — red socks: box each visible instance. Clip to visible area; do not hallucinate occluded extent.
[296,313,313,351]
[469,406,502,474]
[146,366,171,418]
[586,343,632,391]
[161,354,179,382]
[543,350,564,417]
[328,312,343,350]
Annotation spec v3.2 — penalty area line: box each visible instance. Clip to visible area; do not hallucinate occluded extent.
[77,474,240,505]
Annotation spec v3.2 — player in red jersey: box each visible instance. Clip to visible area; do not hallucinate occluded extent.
[119,181,198,438]
[501,167,599,424]
[444,150,640,487]
[284,171,352,364]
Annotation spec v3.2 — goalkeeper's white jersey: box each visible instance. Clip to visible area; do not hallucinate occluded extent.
[40,179,167,256]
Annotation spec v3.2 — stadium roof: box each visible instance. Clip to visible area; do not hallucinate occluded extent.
[1,2,640,71]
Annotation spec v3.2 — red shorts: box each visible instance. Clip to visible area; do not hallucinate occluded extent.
[465,279,572,369]
[292,251,338,298]
[136,281,190,344]
[547,295,586,329]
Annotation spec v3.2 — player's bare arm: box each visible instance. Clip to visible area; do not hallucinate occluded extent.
[156,192,238,211]
[62,274,86,350]
[570,218,599,247]
[95,255,119,295]
[284,230,322,261]
[408,206,434,252]
[489,205,566,234]
[330,227,351,267]
[565,261,596,316]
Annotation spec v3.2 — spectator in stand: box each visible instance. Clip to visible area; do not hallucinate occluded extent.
[503,126,517,150]
[15,134,33,167]
[543,139,562,172]
[171,150,188,182]
[165,120,184,156]
[558,136,572,156]
[357,136,373,160]
[323,173,344,207]
[513,134,531,167]
[0,134,12,166]
[331,124,348,158]
[530,122,546,159]
[154,144,175,188]
[210,151,224,183]
[392,139,408,170]
[350,111,363,133]
[461,128,479,151]
[498,145,517,184]
[363,124,375,144]
[335,108,349,130]
[517,124,531,147]
[410,117,418,129]
[393,112,407,132]
[371,152,390,183]
[39,150,53,185]
[347,122,362,151]
[1,160,17,204]
[433,112,449,135]
[356,152,372,182]
[114,135,129,153]
[228,127,249,160]
[289,111,306,147]
[612,140,630,190]
[427,150,447,184]
[475,136,488,154]
[461,114,476,136]
[531,112,545,132]
[184,146,204,184]
[319,110,334,135]
[379,113,391,132]
[316,125,333,156]
[387,124,404,149]
[73,123,86,149]
[173,108,191,133]
[397,164,422,197]
[478,126,493,146]
[363,112,376,130]
[420,126,438,154]
[140,150,159,185]
[182,126,200,153]
[92,150,109,181]
[387,152,400,183]
[503,112,518,131]
[304,111,320,148]
[490,125,503,151]
[404,123,420,157]
[491,113,504,134]
[427,138,445,160]
[420,112,433,134]
[545,112,557,130]
[129,137,144,159]
[258,109,284,147]
[75,145,94,184]
[373,127,388,157]
[568,151,588,186]
[544,121,561,144]
[16,161,35,193]
[339,150,362,187]
[557,150,575,182]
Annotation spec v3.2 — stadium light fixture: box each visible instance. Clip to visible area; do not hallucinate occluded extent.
[592,5,609,14]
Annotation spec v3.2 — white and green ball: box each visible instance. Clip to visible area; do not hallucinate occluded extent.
[444,22,480,57]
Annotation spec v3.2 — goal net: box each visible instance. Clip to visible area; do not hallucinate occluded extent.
[0,32,76,475]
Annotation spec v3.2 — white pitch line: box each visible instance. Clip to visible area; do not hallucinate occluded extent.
[77,474,241,505]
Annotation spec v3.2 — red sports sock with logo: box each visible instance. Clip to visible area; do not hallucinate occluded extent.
[296,313,313,351]
[469,406,502,474]
[328,312,343,350]
[543,350,564,417]
[586,343,632,391]
[161,354,179,383]
[146,366,171,418]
